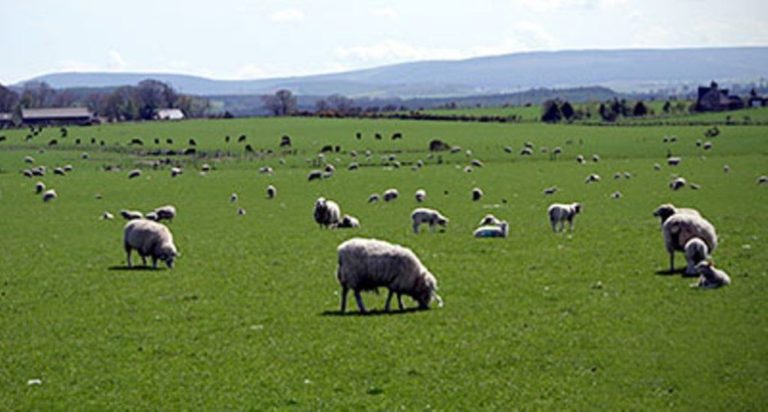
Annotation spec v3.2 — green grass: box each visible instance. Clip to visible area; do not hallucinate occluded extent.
[1,118,767,409]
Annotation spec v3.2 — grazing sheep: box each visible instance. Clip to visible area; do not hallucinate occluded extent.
[478,214,503,226]
[504,146,513,154]
[35,181,45,194]
[54,167,65,176]
[237,207,246,216]
[42,189,57,202]
[280,135,292,147]
[260,166,274,174]
[145,212,159,221]
[128,169,142,179]
[614,172,622,180]
[348,162,359,171]
[723,165,730,173]
[411,208,449,233]
[552,146,562,156]
[313,197,341,228]
[654,163,662,171]
[230,193,238,202]
[548,202,582,232]
[669,177,687,191]
[368,193,380,203]
[684,238,710,276]
[383,188,399,202]
[336,238,442,313]
[266,185,277,199]
[201,163,211,172]
[471,159,484,168]
[703,142,713,150]
[24,156,35,164]
[576,155,585,164]
[170,167,183,177]
[585,174,601,183]
[661,213,718,273]
[22,169,33,178]
[471,187,483,201]
[690,183,701,190]
[307,170,323,181]
[101,211,114,220]
[693,261,731,288]
[652,204,701,225]
[543,186,558,196]
[757,176,768,185]
[337,214,360,229]
[324,164,335,173]
[591,154,600,163]
[153,205,177,222]
[623,172,632,179]
[473,221,509,238]
[611,191,622,199]
[667,157,682,166]
[120,209,144,221]
[463,166,473,173]
[123,219,178,269]
[414,189,427,203]
[520,147,533,156]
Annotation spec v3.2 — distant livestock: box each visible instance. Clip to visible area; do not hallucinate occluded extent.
[336,214,360,229]
[383,188,399,202]
[266,185,277,199]
[128,169,142,179]
[473,221,509,238]
[694,261,731,288]
[414,189,427,203]
[123,219,178,269]
[661,213,717,273]
[548,202,582,232]
[120,209,144,221]
[42,189,57,202]
[411,208,449,233]
[313,197,341,228]
[471,187,483,201]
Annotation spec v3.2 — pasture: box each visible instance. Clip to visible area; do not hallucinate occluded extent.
[1,117,767,409]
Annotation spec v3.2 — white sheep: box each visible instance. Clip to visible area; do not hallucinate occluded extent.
[591,154,600,163]
[463,166,473,173]
[120,209,144,221]
[684,238,710,276]
[313,197,341,228]
[170,167,183,177]
[414,189,427,203]
[411,208,449,233]
[153,205,176,222]
[24,156,35,164]
[336,237,442,313]
[661,213,718,273]
[543,186,558,195]
[201,163,211,172]
[81,152,89,159]
[611,191,622,199]
[383,188,399,202]
[368,193,380,203]
[520,147,533,156]
[259,166,274,174]
[266,185,277,199]
[758,176,768,185]
[307,170,323,181]
[547,202,582,232]
[54,167,65,176]
[348,162,359,171]
[237,207,246,216]
[693,261,731,288]
[652,203,701,225]
[101,211,115,220]
[123,219,178,269]
[667,157,682,166]
[42,189,57,202]
[703,142,713,150]
[585,174,601,183]
[35,181,45,194]
[723,165,730,173]
[654,163,662,171]
[669,177,687,191]
[471,187,483,201]
[145,212,159,221]
[478,214,502,226]
[473,221,509,238]
[576,155,585,164]
[230,193,238,202]
[63,165,73,172]
[471,159,484,168]
[128,169,142,179]
[336,214,360,229]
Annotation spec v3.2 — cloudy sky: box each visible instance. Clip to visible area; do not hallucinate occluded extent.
[1,0,766,84]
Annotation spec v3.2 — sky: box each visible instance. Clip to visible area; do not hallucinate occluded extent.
[1,0,766,84]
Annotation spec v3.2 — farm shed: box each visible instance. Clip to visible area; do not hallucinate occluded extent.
[0,112,12,128]
[155,108,185,121]
[21,107,95,126]
[694,81,744,112]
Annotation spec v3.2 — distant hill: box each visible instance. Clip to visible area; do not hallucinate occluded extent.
[15,47,768,97]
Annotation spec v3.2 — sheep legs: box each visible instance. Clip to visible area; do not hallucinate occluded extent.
[125,244,133,267]
[340,286,348,313]
[354,290,367,313]
[669,252,675,273]
[385,290,405,312]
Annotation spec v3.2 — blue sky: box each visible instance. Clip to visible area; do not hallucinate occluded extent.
[1,0,766,84]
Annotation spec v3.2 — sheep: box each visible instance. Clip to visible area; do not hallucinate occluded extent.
[123,219,178,269]
[230,193,238,203]
[504,146,513,154]
[201,163,211,172]
[63,164,73,172]
[266,185,277,199]
[614,172,622,180]
[170,167,183,178]
[667,157,682,166]
[313,197,341,228]
[654,163,662,171]
[552,146,562,156]
[411,208,449,233]
[703,142,713,150]
[414,189,427,203]
[669,177,687,191]
[611,191,622,199]
[42,189,57,202]
[35,181,45,194]
[576,155,585,164]
[690,183,701,190]
[463,166,473,173]
[693,261,731,288]
[128,169,142,179]
[237,207,247,216]
[757,176,768,185]
[153,205,177,222]
[348,162,359,171]
[520,147,533,156]
[324,164,335,173]
[585,174,601,183]
[22,169,33,178]
[368,193,380,203]
[120,209,144,221]
[471,187,483,201]
[54,167,65,176]
[543,186,558,196]
[547,202,582,232]
[145,212,159,221]
[336,214,360,229]
[473,221,509,238]
[101,211,115,220]
[723,165,730,173]
[683,238,710,276]
[591,154,600,163]
[336,238,442,313]
[623,172,632,179]
[661,213,718,273]
[652,204,701,225]
[383,188,399,202]
[451,146,462,154]
[471,159,484,168]
[260,166,274,174]
[478,214,503,227]
[24,156,35,164]
[280,135,292,147]
[307,170,323,181]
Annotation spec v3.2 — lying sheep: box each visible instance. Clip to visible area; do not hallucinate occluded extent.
[230,193,238,202]
[383,188,399,202]
[693,261,731,288]
[308,170,323,181]
[758,176,768,185]
[101,211,115,220]
[336,214,360,229]
[411,208,449,233]
[547,202,582,232]
[661,213,718,273]
[669,177,687,191]
[153,205,176,222]
[237,207,246,216]
[652,203,701,225]
[170,167,183,178]
[611,191,622,199]
[473,221,509,238]
[120,209,144,221]
[128,169,142,179]
[576,155,585,164]
[471,187,483,201]
[543,186,558,196]
[478,214,502,226]
[35,181,45,194]
[313,197,341,228]
[684,238,709,276]
[414,189,427,203]
[266,185,277,199]
[667,157,682,166]
[368,193,380,203]
[336,238,442,313]
[123,219,178,269]
[42,189,57,202]
[585,174,601,183]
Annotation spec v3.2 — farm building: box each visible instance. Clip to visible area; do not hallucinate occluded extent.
[155,108,185,121]
[694,81,745,112]
[21,107,95,125]
[0,112,13,128]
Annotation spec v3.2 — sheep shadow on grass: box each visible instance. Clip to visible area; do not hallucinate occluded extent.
[655,268,697,277]
[321,307,426,317]
[108,265,166,272]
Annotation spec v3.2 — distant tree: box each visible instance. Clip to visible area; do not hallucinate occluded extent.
[262,89,297,116]
[599,103,616,122]
[560,101,575,120]
[541,100,563,123]
[632,101,648,117]
[327,94,354,114]
[315,99,330,113]
[19,81,55,108]
[136,79,178,120]
[662,100,672,114]
[0,83,19,112]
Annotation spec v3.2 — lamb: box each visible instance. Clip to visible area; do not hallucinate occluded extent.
[313,197,341,228]
[266,185,277,199]
[336,238,442,313]
[128,169,142,179]
[474,221,509,238]
[383,188,399,202]
[42,189,57,202]
[652,204,701,225]
[693,261,731,288]
[683,238,710,276]
[547,202,582,232]
[123,219,178,269]
[153,205,176,222]
[478,214,502,226]
[35,181,45,194]
[336,214,360,229]
[101,211,115,220]
[120,209,144,221]
[411,208,449,233]
[661,213,718,273]
[471,187,483,201]
[669,177,687,191]
[585,174,601,183]
[414,189,427,203]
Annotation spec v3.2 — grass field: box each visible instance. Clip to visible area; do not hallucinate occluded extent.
[1,117,767,409]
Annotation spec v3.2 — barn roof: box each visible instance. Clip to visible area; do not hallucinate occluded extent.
[22,107,93,120]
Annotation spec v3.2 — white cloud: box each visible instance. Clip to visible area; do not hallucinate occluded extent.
[335,39,464,62]
[270,8,305,23]
[472,21,559,55]
[107,50,126,70]
[369,7,399,18]
[514,0,629,12]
